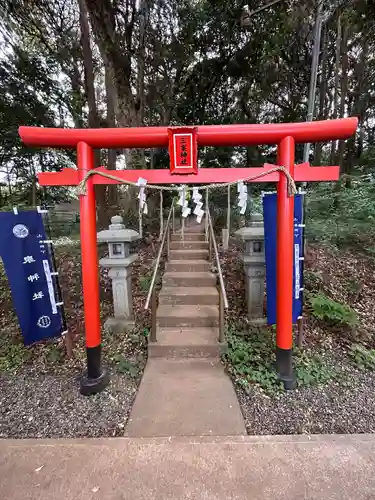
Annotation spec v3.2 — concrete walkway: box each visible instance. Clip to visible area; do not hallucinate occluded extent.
[1,435,375,499]
[126,359,246,437]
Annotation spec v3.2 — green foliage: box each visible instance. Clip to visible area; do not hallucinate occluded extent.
[114,355,141,378]
[0,342,32,372]
[48,213,80,238]
[304,270,323,293]
[223,329,281,394]
[139,269,161,293]
[294,349,337,386]
[306,181,375,247]
[0,45,75,209]
[349,344,375,370]
[142,328,150,338]
[45,344,64,364]
[223,326,339,394]
[139,275,152,293]
[309,293,358,327]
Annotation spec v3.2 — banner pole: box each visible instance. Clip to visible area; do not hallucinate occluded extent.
[297,188,306,347]
[77,141,109,395]
[40,208,72,357]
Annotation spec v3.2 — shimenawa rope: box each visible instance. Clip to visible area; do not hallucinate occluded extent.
[77,166,297,197]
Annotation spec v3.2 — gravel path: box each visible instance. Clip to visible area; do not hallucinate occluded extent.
[0,370,138,438]
[237,364,375,435]
[2,361,375,438]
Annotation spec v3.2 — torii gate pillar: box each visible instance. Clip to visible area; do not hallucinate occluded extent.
[19,117,357,394]
[276,136,296,388]
[76,142,109,394]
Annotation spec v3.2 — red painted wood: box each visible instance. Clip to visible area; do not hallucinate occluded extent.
[38,169,79,186]
[77,142,101,349]
[20,117,358,149]
[37,164,339,186]
[276,136,295,351]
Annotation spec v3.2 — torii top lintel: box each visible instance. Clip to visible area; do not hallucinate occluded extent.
[19,117,358,186]
[19,117,357,149]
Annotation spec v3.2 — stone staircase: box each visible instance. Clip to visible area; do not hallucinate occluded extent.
[148,221,221,359]
[126,218,246,438]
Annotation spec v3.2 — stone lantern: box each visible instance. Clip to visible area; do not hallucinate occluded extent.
[97,215,141,333]
[235,213,266,324]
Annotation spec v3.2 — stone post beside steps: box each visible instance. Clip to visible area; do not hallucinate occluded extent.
[97,216,141,333]
[234,213,266,325]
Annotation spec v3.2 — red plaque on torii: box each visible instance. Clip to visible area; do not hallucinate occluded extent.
[168,126,198,175]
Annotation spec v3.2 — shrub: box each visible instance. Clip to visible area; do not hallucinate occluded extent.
[223,326,337,394]
[295,349,337,386]
[349,344,375,370]
[309,293,358,327]
[223,329,281,394]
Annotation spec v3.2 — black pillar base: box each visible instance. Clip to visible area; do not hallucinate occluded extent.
[276,346,296,390]
[80,345,110,396]
[80,368,110,396]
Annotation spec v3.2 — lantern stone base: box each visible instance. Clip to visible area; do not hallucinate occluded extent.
[104,317,136,334]
[235,214,266,324]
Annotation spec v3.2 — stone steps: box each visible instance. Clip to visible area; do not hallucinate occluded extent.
[171,232,205,242]
[157,304,219,328]
[150,218,220,359]
[163,271,216,288]
[148,327,220,358]
[169,249,208,260]
[159,286,219,306]
[170,241,208,250]
[179,224,205,234]
[166,259,210,273]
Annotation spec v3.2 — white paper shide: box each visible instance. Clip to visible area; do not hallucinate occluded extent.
[178,185,191,218]
[192,187,204,223]
[137,177,148,215]
[237,181,248,215]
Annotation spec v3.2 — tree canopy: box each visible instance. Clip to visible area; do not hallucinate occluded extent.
[1,0,374,217]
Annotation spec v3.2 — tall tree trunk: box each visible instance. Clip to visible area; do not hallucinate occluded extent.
[78,0,108,227]
[7,165,12,201]
[78,0,99,129]
[345,38,368,177]
[330,14,342,165]
[135,0,150,168]
[105,64,119,211]
[70,60,85,128]
[136,0,149,127]
[314,26,328,166]
[85,0,137,129]
[333,19,349,208]
[336,22,349,171]
[30,164,37,206]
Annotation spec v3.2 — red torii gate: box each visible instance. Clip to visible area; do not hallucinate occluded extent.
[19,117,357,394]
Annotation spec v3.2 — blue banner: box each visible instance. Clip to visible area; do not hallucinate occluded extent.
[0,211,63,345]
[263,194,304,325]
